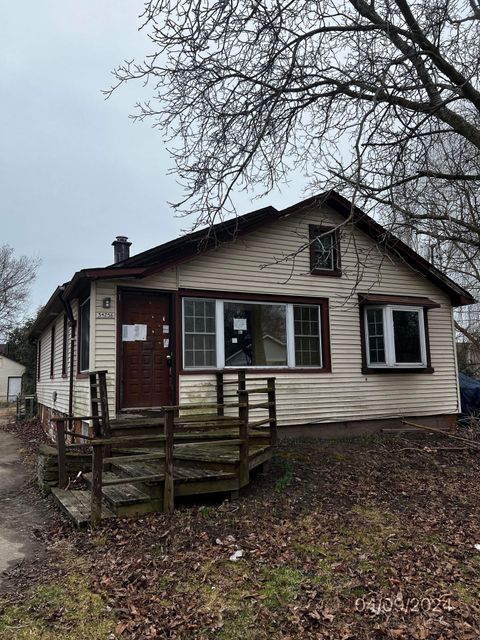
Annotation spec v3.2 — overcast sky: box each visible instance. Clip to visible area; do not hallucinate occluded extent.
[1,2,304,320]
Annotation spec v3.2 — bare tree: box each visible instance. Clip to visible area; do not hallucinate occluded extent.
[107,1,480,213]
[0,245,39,339]
[107,0,480,323]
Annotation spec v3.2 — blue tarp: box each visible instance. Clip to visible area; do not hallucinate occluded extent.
[459,373,480,416]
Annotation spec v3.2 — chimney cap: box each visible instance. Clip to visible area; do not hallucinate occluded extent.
[112,235,131,246]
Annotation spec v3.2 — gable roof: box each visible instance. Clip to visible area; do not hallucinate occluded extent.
[29,190,474,339]
[110,189,474,306]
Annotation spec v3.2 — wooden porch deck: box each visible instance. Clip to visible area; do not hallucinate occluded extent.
[50,372,277,526]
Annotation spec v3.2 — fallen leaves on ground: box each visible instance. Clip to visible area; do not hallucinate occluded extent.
[4,430,480,639]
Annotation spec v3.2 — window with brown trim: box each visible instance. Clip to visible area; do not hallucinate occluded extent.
[182,295,329,371]
[309,225,341,276]
[62,315,68,376]
[50,324,55,378]
[359,295,434,374]
[37,340,41,381]
[78,298,90,373]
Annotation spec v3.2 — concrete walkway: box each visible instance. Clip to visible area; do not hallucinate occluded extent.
[0,408,49,590]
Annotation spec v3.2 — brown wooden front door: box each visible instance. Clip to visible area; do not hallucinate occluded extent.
[120,290,172,409]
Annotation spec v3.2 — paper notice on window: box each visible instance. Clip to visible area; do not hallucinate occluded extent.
[122,324,147,341]
[233,318,247,331]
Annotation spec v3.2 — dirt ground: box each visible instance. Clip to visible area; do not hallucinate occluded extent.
[1,419,480,639]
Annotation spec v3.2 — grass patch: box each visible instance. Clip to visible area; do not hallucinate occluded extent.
[259,566,305,607]
[273,458,294,491]
[0,570,115,639]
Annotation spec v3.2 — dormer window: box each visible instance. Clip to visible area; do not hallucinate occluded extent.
[309,225,341,276]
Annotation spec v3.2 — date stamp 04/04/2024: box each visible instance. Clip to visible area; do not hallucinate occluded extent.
[354,594,454,616]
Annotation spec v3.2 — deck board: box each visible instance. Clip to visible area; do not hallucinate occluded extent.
[51,489,116,527]
[111,459,238,483]
[52,419,273,526]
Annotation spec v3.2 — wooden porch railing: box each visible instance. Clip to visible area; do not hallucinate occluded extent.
[53,371,277,524]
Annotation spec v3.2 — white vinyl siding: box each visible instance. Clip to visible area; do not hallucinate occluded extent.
[174,205,459,425]
[36,298,91,419]
[37,203,461,428]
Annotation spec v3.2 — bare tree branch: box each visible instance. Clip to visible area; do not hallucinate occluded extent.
[0,245,40,338]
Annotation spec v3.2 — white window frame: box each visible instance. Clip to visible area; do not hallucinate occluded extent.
[182,297,323,369]
[364,305,427,368]
[182,297,217,370]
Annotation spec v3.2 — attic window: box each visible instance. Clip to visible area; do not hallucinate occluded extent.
[309,225,341,276]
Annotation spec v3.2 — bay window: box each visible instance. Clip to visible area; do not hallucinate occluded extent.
[182,297,326,369]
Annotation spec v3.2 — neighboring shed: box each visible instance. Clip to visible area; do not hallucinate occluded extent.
[0,354,25,403]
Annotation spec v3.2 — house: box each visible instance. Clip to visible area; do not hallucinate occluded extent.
[0,353,26,403]
[29,190,474,438]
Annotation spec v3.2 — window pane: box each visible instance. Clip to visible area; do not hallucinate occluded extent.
[393,310,422,363]
[313,232,334,270]
[294,306,321,366]
[224,302,287,366]
[80,299,90,371]
[183,298,216,368]
[366,308,385,364]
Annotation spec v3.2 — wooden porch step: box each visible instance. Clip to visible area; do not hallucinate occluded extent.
[111,459,237,484]
[111,418,165,430]
[82,471,160,516]
[99,429,268,446]
[173,442,271,464]
[104,452,165,464]
[110,459,163,480]
[51,488,116,528]
[83,472,151,504]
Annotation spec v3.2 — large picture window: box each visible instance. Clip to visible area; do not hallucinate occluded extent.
[364,305,427,369]
[182,297,325,369]
[224,302,287,366]
[79,298,90,372]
